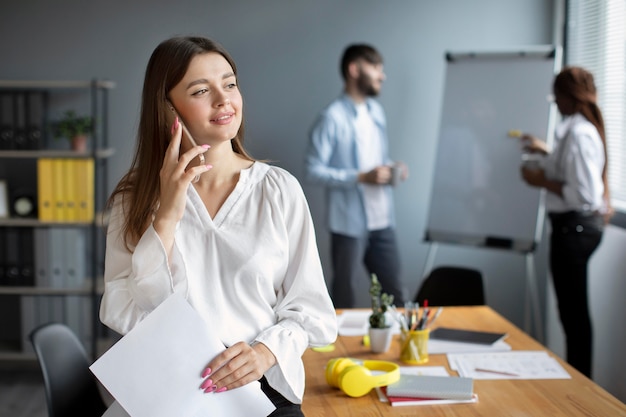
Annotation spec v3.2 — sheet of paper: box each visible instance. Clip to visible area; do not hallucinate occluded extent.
[102,400,128,417]
[447,350,571,380]
[337,310,400,336]
[90,293,275,417]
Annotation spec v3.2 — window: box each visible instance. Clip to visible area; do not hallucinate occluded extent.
[565,0,626,225]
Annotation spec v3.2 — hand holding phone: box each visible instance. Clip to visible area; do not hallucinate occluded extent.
[165,100,206,183]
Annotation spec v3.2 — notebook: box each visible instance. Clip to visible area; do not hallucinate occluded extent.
[386,374,474,401]
[382,389,479,407]
[430,327,507,345]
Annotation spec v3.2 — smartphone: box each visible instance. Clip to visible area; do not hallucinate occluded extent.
[165,100,205,183]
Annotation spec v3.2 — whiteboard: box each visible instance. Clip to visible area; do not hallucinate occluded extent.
[425,47,559,253]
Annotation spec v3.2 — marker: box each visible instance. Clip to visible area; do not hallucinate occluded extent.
[426,307,443,328]
[508,129,523,138]
[419,300,430,330]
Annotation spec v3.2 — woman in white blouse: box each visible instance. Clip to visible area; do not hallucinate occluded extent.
[100,36,337,416]
[520,66,612,378]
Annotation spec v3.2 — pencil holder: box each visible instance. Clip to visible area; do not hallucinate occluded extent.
[400,329,429,364]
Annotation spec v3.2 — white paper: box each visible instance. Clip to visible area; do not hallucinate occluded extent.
[91,293,275,417]
[337,310,400,336]
[101,400,128,417]
[447,350,571,380]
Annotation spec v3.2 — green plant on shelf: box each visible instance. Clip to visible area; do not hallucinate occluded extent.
[52,110,93,140]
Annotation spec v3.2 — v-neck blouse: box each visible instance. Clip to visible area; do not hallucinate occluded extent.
[100,161,337,404]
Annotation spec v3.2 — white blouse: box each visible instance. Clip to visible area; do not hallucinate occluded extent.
[100,161,337,404]
[542,113,606,213]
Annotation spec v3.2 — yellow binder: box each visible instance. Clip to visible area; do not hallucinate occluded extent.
[63,159,78,222]
[37,158,54,221]
[75,158,94,222]
[51,159,66,221]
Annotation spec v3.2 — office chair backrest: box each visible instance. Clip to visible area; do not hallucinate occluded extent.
[414,266,485,306]
[30,323,108,417]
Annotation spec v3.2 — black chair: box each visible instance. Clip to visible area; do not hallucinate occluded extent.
[414,266,485,306]
[30,323,108,417]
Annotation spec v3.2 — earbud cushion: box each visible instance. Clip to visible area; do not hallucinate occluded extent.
[337,364,375,397]
[325,358,357,387]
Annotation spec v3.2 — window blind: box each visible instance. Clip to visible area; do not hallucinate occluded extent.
[566,0,626,213]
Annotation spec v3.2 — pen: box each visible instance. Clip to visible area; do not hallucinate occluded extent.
[419,300,429,330]
[388,305,408,331]
[474,368,519,377]
[426,307,443,328]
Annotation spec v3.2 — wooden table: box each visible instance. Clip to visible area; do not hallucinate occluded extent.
[301,306,626,416]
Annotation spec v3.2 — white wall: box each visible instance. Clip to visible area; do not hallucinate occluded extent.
[2,0,624,403]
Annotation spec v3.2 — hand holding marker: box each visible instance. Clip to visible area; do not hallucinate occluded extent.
[508,129,523,138]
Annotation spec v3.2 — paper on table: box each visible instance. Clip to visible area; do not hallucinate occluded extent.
[90,293,275,417]
[337,310,400,336]
[448,350,571,380]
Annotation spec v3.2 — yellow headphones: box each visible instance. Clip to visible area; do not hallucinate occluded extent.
[325,357,400,397]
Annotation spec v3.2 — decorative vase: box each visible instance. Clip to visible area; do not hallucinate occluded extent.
[71,134,88,152]
[369,327,393,353]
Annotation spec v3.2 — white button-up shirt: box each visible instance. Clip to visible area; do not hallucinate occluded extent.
[100,162,337,404]
[542,113,605,213]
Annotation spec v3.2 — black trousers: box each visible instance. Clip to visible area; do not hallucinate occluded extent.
[331,227,406,308]
[549,211,603,378]
[260,376,305,417]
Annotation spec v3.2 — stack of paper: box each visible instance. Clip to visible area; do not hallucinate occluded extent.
[336,310,400,336]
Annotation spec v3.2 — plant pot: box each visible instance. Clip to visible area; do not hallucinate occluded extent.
[71,134,88,152]
[369,327,393,353]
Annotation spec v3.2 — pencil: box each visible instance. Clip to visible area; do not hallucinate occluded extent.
[474,368,519,377]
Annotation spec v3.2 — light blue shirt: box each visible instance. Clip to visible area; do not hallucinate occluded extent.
[305,94,395,237]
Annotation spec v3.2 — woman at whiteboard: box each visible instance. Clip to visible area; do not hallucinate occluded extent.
[520,66,613,378]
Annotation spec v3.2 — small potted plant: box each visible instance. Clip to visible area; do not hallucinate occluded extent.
[368,273,395,353]
[52,110,93,152]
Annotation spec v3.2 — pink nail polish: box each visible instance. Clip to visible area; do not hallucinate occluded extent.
[202,367,211,378]
[202,144,210,149]
[216,387,227,393]
[171,117,179,135]
[200,379,213,390]
[204,385,217,394]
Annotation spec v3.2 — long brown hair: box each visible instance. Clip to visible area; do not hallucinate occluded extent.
[108,36,254,249]
[553,66,610,205]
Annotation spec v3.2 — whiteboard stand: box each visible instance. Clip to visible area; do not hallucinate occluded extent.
[525,251,543,342]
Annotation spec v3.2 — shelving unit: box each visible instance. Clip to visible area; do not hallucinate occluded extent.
[0,79,115,361]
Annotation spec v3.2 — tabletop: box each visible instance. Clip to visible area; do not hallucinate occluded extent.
[301,306,626,416]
